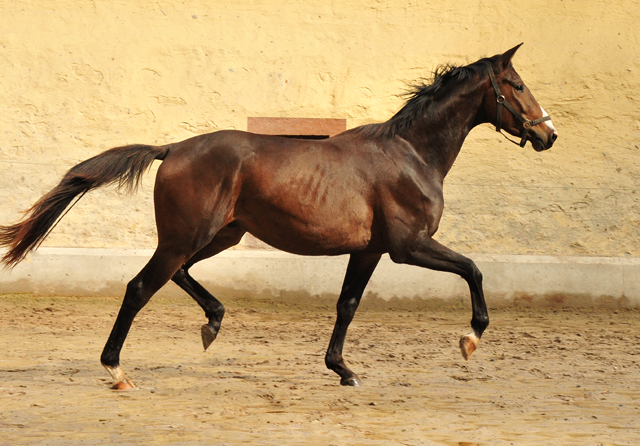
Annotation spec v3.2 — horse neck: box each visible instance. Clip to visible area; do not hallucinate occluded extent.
[400,80,487,179]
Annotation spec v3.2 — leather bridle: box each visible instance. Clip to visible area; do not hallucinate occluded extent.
[488,70,551,147]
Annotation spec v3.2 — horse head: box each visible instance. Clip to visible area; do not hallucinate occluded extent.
[485,44,558,152]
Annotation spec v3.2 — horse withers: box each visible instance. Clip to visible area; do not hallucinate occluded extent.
[0,44,557,389]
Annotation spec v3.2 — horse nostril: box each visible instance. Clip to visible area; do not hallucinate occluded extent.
[551,132,558,143]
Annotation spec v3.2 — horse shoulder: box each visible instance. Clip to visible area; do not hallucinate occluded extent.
[371,142,445,257]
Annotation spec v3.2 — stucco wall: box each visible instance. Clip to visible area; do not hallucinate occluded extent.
[1,0,639,258]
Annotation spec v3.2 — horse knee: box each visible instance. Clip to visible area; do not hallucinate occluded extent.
[122,277,150,312]
[337,297,359,318]
[462,260,483,286]
[471,265,483,286]
[125,277,143,296]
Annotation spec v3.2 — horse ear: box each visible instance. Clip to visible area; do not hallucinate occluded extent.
[495,43,523,73]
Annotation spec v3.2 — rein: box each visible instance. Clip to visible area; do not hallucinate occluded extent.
[488,70,551,147]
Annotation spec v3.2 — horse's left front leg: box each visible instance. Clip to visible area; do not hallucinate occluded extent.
[395,231,489,360]
[325,252,381,386]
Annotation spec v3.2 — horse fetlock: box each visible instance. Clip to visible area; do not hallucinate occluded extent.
[324,351,343,369]
[459,332,480,360]
[471,315,490,335]
[207,304,225,322]
[326,355,362,386]
[102,364,136,390]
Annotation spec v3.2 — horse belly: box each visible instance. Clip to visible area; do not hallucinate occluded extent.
[237,194,374,256]
[235,143,377,255]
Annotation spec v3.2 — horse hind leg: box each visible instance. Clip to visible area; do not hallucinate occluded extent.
[100,247,189,390]
[172,268,223,351]
[171,223,246,350]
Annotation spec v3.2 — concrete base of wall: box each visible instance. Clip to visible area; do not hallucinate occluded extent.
[1,248,639,307]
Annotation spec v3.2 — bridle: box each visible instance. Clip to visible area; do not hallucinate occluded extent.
[488,70,551,147]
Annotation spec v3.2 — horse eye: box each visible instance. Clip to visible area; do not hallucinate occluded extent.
[515,85,525,92]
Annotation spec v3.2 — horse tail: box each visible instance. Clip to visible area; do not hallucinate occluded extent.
[0,144,169,269]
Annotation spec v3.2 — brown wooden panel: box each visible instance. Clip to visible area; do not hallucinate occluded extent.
[247,117,346,137]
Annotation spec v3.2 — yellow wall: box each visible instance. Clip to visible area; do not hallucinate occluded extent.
[1,0,639,257]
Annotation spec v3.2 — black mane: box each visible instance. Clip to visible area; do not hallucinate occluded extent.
[355,58,493,139]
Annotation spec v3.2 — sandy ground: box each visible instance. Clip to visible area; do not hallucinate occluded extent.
[0,293,638,445]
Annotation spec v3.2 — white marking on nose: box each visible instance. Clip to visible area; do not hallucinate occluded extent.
[540,106,557,133]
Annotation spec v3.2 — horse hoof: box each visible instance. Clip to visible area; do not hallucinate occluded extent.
[459,332,479,360]
[341,376,362,387]
[201,324,217,351]
[112,378,136,391]
[103,364,136,390]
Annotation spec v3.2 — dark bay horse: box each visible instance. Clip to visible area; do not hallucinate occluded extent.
[0,44,557,389]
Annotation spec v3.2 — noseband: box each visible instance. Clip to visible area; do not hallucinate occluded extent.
[488,70,551,147]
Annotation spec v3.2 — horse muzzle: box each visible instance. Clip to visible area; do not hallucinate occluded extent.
[530,128,558,152]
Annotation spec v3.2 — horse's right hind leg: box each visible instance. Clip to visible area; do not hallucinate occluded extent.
[100,247,187,390]
[172,223,246,350]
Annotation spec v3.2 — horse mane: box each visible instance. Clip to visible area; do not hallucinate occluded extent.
[355,58,493,139]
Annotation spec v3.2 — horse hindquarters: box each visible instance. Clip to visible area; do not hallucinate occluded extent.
[101,141,244,389]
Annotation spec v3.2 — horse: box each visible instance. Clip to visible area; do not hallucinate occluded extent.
[0,44,557,389]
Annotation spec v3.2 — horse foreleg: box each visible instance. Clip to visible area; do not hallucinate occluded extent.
[325,253,381,386]
[172,225,246,350]
[100,248,186,390]
[398,231,488,360]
